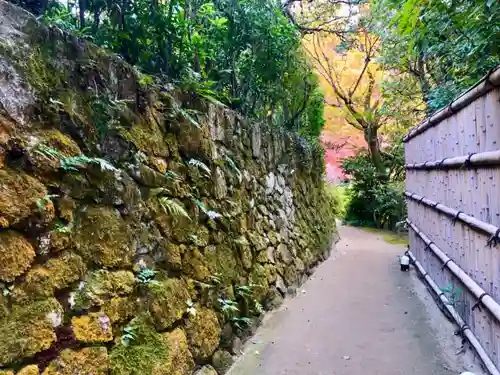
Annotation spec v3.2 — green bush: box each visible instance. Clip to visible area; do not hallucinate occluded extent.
[341,146,406,231]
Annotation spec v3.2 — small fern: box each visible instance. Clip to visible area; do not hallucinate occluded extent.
[219,298,240,318]
[231,316,252,330]
[121,325,138,346]
[224,155,242,183]
[180,109,201,129]
[54,222,72,233]
[136,268,159,285]
[164,171,181,180]
[34,144,63,160]
[188,158,211,175]
[60,155,116,172]
[159,198,191,220]
[36,194,58,212]
[192,198,221,219]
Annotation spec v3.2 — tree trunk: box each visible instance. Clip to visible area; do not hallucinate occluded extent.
[364,125,384,175]
[78,0,86,28]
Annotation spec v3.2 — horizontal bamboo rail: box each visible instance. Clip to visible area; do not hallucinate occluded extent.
[404,65,500,142]
[406,219,500,323]
[405,191,500,243]
[407,249,500,375]
[405,150,500,170]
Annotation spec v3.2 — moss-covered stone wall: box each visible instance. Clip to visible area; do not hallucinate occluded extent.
[0,1,338,374]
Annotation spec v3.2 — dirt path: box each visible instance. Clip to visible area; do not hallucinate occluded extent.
[227,225,486,375]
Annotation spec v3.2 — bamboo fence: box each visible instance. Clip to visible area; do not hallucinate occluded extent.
[405,66,500,373]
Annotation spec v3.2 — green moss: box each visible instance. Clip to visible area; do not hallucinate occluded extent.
[125,120,169,157]
[71,313,113,343]
[16,365,39,375]
[165,243,186,271]
[204,245,242,284]
[182,247,211,282]
[0,298,63,365]
[249,264,270,300]
[101,297,138,324]
[161,328,195,375]
[110,313,187,375]
[148,278,190,330]
[190,226,210,247]
[28,131,81,180]
[42,347,109,375]
[185,307,221,360]
[234,236,252,270]
[0,168,46,228]
[12,251,85,302]
[212,350,234,374]
[0,231,36,283]
[73,270,135,310]
[75,206,133,267]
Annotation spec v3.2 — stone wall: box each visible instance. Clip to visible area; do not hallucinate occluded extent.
[0,2,338,374]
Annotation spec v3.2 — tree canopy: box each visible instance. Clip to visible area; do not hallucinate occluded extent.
[10,0,332,138]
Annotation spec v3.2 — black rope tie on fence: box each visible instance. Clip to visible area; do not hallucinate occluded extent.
[463,152,477,169]
[424,242,434,252]
[447,103,456,116]
[486,228,500,248]
[418,196,425,204]
[451,211,463,226]
[437,158,447,169]
[472,292,489,312]
[441,259,453,270]
[432,201,440,209]
[454,323,470,346]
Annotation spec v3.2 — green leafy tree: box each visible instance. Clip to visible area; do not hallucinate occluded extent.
[13,0,328,138]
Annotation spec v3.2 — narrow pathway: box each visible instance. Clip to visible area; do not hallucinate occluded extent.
[228,225,484,375]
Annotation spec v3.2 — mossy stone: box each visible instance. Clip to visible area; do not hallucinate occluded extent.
[75,206,133,267]
[28,130,81,180]
[0,168,46,227]
[182,247,211,282]
[12,251,85,301]
[204,245,241,284]
[42,347,109,375]
[212,350,234,374]
[73,270,135,310]
[234,236,252,270]
[101,297,138,324]
[161,328,195,375]
[166,243,185,271]
[149,278,190,330]
[248,264,270,300]
[0,231,36,282]
[194,366,218,375]
[71,313,113,343]
[127,121,169,157]
[0,298,63,365]
[109,313,181,375]
[16,365,39,375]
[185,307,221,360]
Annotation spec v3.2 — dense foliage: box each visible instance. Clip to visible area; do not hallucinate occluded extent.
[373,0,500,112]
[10,0,326,137]
[341,140,405,230]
